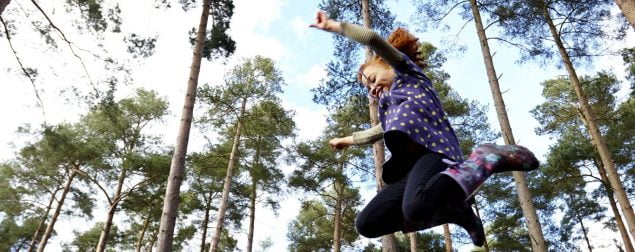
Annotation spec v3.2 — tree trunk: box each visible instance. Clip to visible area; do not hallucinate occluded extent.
[247,142,262,252]
[615,0,635,30]
[135,213,152,252]
[542,4,635,243]
[333,185,343,252]
[96,168,127,252]
[37,171,77,252]
[468,1,548,251]
[596,159,634,252]
[361,0,373,60]
[474,201,490,251]
[200,195,212,252]
[0,0,9,15]
[247,179,257,252]
[27,188,59,252]
[157,0,211,250]
[148,228,159,251]
[443,224,452,252]
[409,232,417,252]
[360,0,398,250]
[209,97,247,252]
[333,160,345,252]
[374,88,396,252]
[576,213,593,252]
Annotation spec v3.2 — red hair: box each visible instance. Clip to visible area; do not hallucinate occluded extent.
[357,28,426,83]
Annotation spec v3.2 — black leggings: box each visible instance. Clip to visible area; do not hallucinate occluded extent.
[355,152,464,238]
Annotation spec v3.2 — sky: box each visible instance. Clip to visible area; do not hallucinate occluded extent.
[0,0,633,251]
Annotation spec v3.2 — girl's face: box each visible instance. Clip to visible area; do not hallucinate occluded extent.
[361,63,395,97]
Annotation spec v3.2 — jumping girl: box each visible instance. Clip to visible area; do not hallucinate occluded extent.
[310,10,539,246]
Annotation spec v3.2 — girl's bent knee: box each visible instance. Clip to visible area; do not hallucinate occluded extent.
[402,201,434,223]
[355,217,383,238]
[402,203,421,223]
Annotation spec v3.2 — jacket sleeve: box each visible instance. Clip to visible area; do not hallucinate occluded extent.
[352,124,384,145]
[339,22,404,67]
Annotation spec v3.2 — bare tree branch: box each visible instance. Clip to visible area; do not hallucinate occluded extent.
[1,16,46,119]
[454,18,473,40]
[29,0,99,96]
[487,36,535,52]
[1,198,51,210]
[113,176,158,207]
[556,7,577,37]
[73,168,113,205]
[432,0,469,22]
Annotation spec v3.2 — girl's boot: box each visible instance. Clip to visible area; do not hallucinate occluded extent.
[436,144,539,199]
[403,176,485,246]
[402,198,485,246]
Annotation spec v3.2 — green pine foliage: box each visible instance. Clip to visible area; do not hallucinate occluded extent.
[530,72,634,249]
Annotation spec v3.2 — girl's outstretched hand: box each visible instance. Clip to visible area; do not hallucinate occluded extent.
[329,136,353,151]
[309,10,341,33]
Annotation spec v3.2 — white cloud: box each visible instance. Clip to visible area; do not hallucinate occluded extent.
[282,100,328,141]
[295,64,327,88]
[231,0,287,33]
[295,109,328,140]
[291,16,310,40]
[226,0,288,62]
[246,194,303,252]
[596,28,634,102]
[231,33,286,61]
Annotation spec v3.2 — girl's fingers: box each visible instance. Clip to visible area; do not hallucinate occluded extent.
[309,23,325,29]
[310,10,329,30]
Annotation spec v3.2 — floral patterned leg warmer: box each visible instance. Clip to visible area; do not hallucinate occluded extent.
[438,144,539,199]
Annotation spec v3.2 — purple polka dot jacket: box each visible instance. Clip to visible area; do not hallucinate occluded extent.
[379,54,464,163]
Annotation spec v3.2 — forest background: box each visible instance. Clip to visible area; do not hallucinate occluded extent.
[0,0,633,251]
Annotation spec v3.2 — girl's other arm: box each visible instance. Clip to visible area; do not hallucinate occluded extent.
[352,124,384,145]
[328,124,384,151]
[309,11,403,66]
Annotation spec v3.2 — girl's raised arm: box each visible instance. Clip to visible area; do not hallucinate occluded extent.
[310,11,404,66]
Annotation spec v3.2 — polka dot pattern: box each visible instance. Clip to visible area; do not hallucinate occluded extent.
[379,53,464,162]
